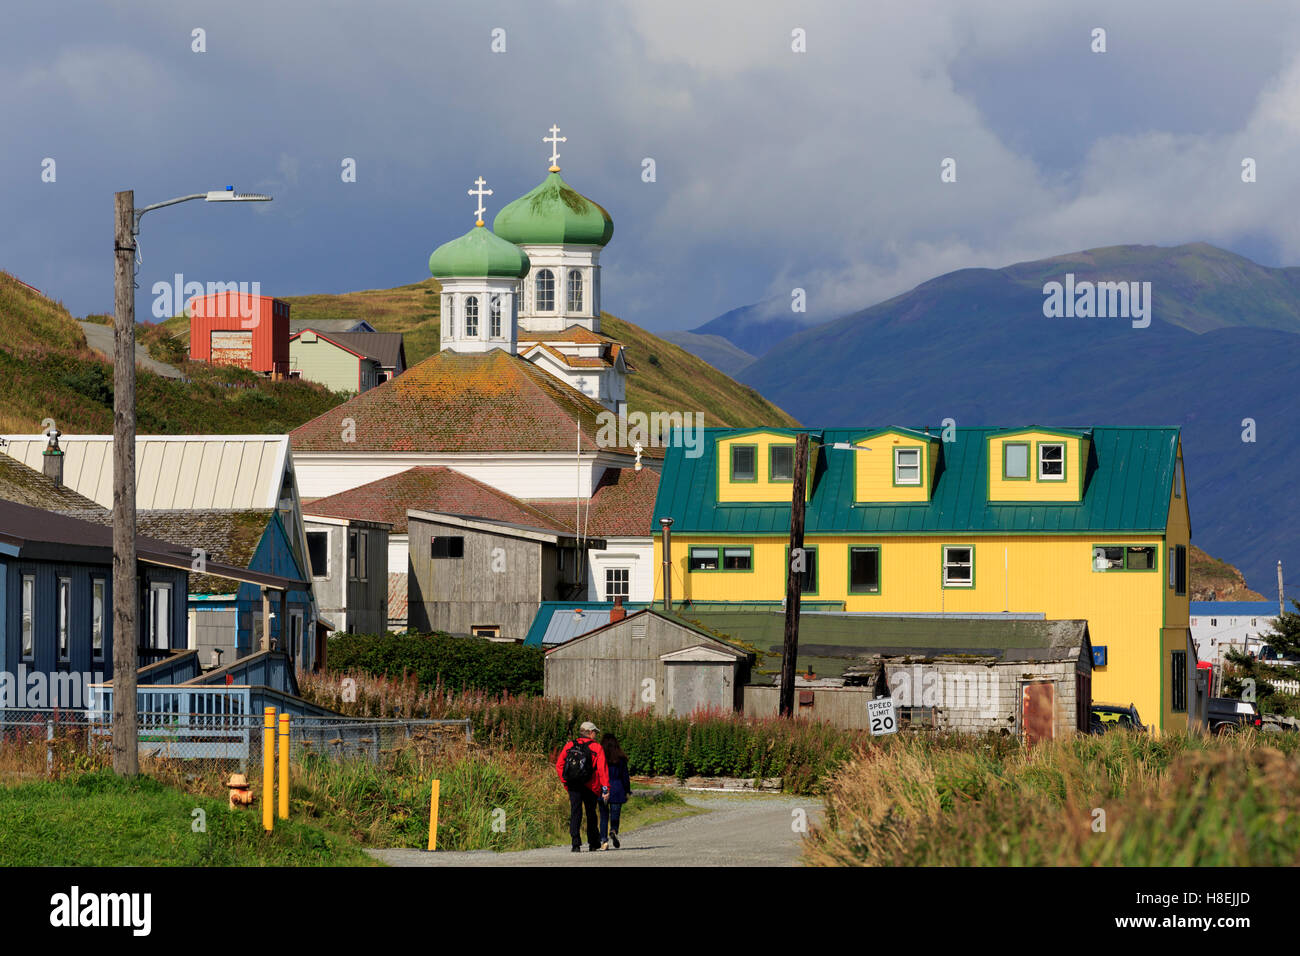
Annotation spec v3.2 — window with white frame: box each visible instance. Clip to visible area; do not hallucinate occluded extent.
[894,447,921,485]
[150,582,171,650]
[92,578,105,659]
[942,546,973,587]
[1038,443,1065,480]
[567,269,583,312]
[605,567,630,600]
[21,574,34,659]
[490,295,502,337]
[465,295,479,337]
[58,577,70,661]
[536,269,556,311]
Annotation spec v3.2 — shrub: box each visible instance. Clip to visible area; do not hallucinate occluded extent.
[326,632,544,697]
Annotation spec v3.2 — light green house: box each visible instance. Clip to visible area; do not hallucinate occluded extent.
[289,328,406,394]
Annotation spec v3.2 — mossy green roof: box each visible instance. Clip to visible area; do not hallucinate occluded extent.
[428,224,530,279]
[492,171,614,247]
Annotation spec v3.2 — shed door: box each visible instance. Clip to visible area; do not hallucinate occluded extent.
[664,662,733,717]
[1021,681,1055,744]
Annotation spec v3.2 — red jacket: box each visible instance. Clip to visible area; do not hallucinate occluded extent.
[556,737,609,794]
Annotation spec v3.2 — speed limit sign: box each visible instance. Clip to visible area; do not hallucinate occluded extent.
[867,697,898,736]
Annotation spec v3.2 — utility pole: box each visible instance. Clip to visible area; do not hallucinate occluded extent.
[779,433,810,717]
[112,190,139,776]
[660,517,674,612]
[1280,560,1286,618]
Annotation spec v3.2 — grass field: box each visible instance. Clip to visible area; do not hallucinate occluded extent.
[805,729,1300,866]
[0,770,375,866]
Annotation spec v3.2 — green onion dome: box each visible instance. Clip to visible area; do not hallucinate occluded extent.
[428,223,531,279]
[492,171,614,247]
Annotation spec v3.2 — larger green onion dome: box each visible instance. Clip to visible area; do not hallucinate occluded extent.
[492,171,614,247]
[428,223,530,279]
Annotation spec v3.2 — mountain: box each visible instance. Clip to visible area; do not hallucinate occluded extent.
[737,243,1300,596]
[691,298,819,357]
[659,330,756,377]
[263,279,799,428]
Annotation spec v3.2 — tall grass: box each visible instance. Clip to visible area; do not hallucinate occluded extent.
[805,730,1300,866]
[299,670,864,792]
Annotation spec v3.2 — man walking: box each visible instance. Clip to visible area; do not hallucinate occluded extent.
[556,720,609,852]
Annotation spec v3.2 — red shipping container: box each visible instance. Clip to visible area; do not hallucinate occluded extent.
[189,292,290,376]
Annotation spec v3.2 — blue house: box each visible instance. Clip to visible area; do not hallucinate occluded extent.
[0,499,303,709]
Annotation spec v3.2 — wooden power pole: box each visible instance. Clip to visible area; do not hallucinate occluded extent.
[112,190,139,776]
[779,433,810,717]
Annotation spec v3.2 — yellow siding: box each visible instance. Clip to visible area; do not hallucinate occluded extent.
[716,432,814,503]
[852,432,934,503]
[988,431,1087,502]
[290,335,362,393]
[1160,440,1192,732]
[656,531,1168,731]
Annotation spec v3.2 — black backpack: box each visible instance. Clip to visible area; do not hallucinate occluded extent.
[562,739,595,785]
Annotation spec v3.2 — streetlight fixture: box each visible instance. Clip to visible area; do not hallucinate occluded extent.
[111,185,272,777]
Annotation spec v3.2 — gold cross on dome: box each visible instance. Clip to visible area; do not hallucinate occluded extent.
[544,124,566,171]
[468,176,493,226]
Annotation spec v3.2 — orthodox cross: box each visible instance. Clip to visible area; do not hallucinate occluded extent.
[545,124,566,171]
[468,176,492,225]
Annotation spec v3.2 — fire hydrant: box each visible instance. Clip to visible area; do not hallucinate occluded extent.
[227,773,256,809]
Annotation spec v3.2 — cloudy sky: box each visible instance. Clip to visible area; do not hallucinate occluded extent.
[5,0,1300,332]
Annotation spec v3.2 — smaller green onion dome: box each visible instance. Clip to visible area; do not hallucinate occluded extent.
[428,224,530,279]
[493,171,614,247]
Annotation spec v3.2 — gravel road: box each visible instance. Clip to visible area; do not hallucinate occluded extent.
[367,792,822,867]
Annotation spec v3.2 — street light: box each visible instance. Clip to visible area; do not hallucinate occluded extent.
[111,185,272,776]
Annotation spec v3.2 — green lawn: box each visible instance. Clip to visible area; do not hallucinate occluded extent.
[0,771,376,866]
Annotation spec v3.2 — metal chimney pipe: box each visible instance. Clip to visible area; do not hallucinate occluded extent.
[660,517,674,613]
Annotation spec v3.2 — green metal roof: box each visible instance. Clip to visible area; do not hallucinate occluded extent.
[492,171,614,247]
[428,224,531,279]
[652,426,1180,535]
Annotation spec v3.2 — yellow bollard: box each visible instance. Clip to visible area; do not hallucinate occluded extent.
[427,778,440,851]
[262,707,275,832]
[278,712,290,821]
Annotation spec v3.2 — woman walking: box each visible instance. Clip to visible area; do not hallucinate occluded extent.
[599,733,632,850]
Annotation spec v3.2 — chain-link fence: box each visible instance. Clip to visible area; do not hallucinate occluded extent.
[0,709,472,783]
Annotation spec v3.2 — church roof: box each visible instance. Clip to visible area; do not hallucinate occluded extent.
[428,223,530,279]
[526,465,660,537]
[288,349,650,456]
[305,466,569,535]
[524,342,617,369]
[493,171,614,247]
[516,326,612,345]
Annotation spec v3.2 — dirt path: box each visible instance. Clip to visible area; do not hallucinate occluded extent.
[367,793,822,867]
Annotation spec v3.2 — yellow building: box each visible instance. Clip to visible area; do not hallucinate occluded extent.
[651,426,1194,732]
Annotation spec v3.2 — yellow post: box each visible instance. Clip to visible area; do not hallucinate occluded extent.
[277,712,290,820]
[262,706,275,832]
[427,778,440,851]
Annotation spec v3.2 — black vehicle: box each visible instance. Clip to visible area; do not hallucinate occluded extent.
[1089,702,1148,734]
[1206,697,1263,734]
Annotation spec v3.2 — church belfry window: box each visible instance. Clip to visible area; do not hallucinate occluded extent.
[567,269,583,312]
[536,269,555,311]
[489,295,502,338]
[465,296,479,337]
[445,297,454,338]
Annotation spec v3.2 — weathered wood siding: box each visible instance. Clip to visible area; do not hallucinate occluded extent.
[544,613,747,716]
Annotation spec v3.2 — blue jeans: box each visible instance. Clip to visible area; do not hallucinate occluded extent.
[599,800,623,842]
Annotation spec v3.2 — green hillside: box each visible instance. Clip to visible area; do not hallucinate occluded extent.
[271,279,799,428]
[0,271,345,434]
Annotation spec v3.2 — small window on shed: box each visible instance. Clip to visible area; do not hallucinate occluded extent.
[631,618,648,639]
[431,536,465,559]
[307,531,329,578]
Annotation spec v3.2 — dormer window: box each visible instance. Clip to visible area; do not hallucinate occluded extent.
[1003,442,1029,480]
[1038,443,1065,480]
[731,444,757,482]
[770,444,794,482]
[894,447,921,486]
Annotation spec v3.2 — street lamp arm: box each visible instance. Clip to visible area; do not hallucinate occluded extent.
[133,194,208,233]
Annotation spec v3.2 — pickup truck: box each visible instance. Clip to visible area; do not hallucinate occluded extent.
[1206,697,1263,733]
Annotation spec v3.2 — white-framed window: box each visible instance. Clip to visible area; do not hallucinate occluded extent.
[21,573,35,659]
[567,269,583,312]
[942,546,973,587]
[1038,443,1065,480]
[92,578,105,659]
[150,582,172,650]
[605,567,630,600]
[465,295,479,337]
[894,447,921,485]
[445,296,454,338]
[536,269,556,311]
[58,577,71,661]
[489,295,502,338]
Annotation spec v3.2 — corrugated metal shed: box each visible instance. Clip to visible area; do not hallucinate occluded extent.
[0,435,291,510]
[524,601,649,646]
[652,426,1180,535]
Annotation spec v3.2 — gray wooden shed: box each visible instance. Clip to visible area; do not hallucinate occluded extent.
[544,609,753,716]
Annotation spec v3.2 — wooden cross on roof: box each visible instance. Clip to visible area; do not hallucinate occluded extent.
[545,124,566,172]
[468,176,492,226]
